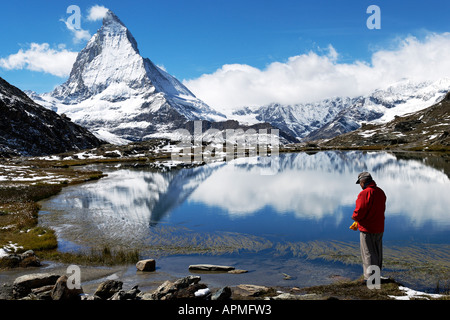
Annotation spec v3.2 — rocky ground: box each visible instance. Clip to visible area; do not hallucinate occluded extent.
[1,254,448,301]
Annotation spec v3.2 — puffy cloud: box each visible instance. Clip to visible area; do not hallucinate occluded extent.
[62,20,91,43]
[60,5,92,44]
[87,5,109,21]
[0,43,77,77]
[61,5,109,43]
[183,33,450,111]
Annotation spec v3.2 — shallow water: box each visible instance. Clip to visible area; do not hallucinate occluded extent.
[38,151,450,291]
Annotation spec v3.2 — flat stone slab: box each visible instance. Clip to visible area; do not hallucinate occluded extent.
[188,264,235,272]
[13,273,60,289]
[233,284,275,297]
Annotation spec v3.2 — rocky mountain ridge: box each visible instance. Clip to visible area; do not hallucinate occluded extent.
[0,77,103,157]
[231,78,450,142]
[319,91,450,150]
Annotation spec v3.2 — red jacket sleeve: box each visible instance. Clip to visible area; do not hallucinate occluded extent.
[352,189,370,221]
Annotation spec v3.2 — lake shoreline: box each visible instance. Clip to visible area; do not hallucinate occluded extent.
[1,256,448,301]
[1,149,449,298]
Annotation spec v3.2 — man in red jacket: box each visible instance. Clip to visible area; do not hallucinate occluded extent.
[352,171,386,281]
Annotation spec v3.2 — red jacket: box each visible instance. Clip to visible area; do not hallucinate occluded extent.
[352,181,386,233]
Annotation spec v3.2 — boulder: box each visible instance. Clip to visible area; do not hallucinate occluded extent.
[188,264,235,272]
[136,259,156,272]
[0,250,41,269]
[149,275,202,300]
[212,286,232,300]
[31,285,54,300]
[109,286,141,300]
[19,250,41,267]
[13,273,60,298]
[50,275,84,300]
[233,284,276,298]
[93,279,123,300]
[171,283,208,299]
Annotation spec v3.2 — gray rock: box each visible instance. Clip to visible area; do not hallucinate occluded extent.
[50,275,84,300]
[149,275,202,300]
[188,264,235,272]
[93,279,123,300]
[137,292,154,300]
[233,284,276,298]
[212,286,232,300]
[267,293,322,300]
[13,273,60,299]
[0,250,40,268]
[109,286,141,300]
[0,283,14,300]
[228,269,248,274]
[31,285,54,300]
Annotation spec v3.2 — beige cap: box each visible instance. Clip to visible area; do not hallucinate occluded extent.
[356,171,372,184]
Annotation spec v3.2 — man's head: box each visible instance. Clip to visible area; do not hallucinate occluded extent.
[356,171,373,189]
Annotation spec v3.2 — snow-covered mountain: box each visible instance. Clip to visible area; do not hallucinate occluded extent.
[25,10,449,146]
[321,91,450,150]
[32,10,225,144]
[230,78,450,142]
[230,97,354,141]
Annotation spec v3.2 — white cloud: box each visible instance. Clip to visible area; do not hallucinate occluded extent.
[87,5,109,21]
[0,43,77,77]
[183,32,450,112]
[61,5,109,43]
[60,17,91,44]
[63,22,92,43]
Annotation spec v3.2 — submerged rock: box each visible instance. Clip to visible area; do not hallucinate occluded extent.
[188,264,235,272]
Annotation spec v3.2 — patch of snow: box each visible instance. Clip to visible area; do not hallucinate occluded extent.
[358,130,377,138]
[388,286,446,300]
[0,241,23,257]
[194,288,211,297]
[93,129,131,145]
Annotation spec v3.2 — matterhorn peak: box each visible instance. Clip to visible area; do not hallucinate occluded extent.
[102,10,126,27]
[36,10,225,144]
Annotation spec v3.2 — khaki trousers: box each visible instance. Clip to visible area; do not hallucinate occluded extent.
[360,231,383,280]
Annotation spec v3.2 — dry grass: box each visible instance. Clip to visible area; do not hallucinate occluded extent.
[0,161,107,265]
[302,278,405,300]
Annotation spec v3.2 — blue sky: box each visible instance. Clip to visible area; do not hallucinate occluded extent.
[1,0,450,109]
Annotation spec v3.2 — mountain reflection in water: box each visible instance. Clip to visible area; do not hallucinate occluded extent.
[39,151,450,253]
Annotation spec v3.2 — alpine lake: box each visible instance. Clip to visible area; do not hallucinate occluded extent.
[37,150,450,292]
